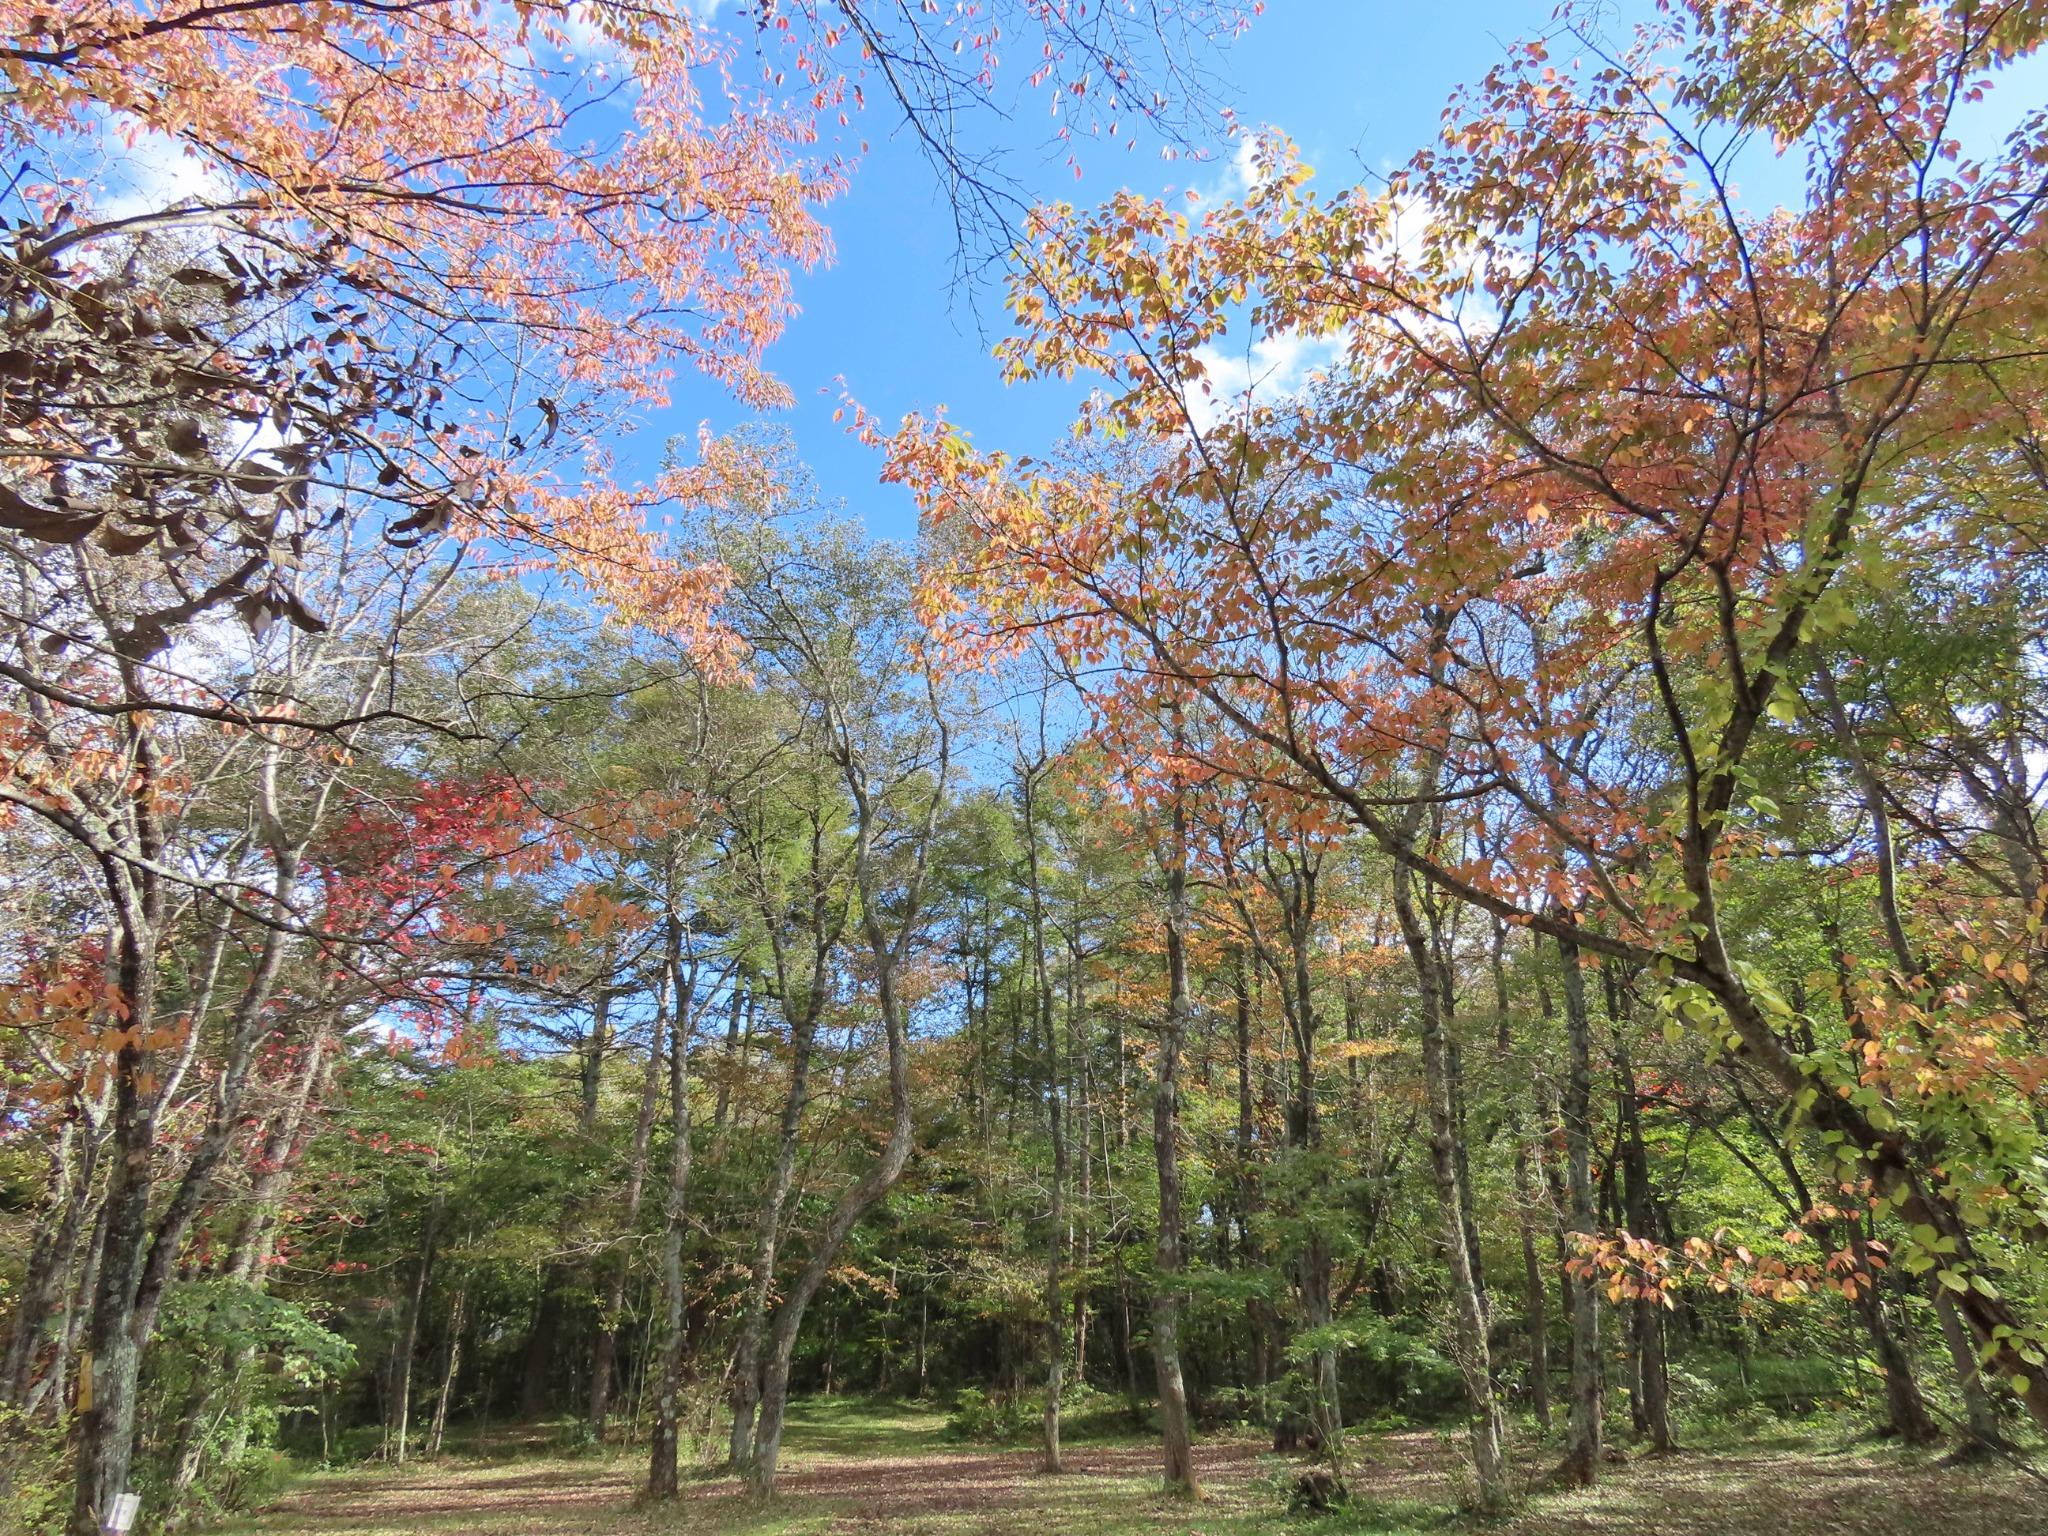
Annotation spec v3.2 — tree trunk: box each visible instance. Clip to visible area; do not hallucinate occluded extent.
[69,1020,156,1536]
[390,1203,439,1466]
[1148,789,1201,1497]
[1022,760,1066,1474]
[1848,1222,1937,1446]
[1072,933,1094,1389]
[1552,928,1604,1485]
[1490,921,1552,1433]
[519,1292,558,1420]
[1935,1287,2007,1454]
[428,1288,466,1458]
[728,976,823,1472]
[1042,1076,1067,1473]
[649,922,696,1498]
[593,993,667,1437]
[1392,859,1508,1512]
[747,882,923,1492]
[1611,1024,1673,1454]
[1516,1137,1553,1433]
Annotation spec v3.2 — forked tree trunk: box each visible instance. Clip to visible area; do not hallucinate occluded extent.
[428,1288,466,1458]
[742,677,947,1496]
[390,1199,440,1465]
[728,976,823,1472]
[747,916,922,1492]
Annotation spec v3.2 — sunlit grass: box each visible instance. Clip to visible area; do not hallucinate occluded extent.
[212,1398,2043,1536]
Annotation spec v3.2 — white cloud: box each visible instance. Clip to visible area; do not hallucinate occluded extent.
[1230,135,1266,195]
[1186,326,1344,433]
[87,114,233,223]
[1184,124,1282,210]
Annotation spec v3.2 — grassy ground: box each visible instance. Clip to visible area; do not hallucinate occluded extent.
[214,1399,2047,1536]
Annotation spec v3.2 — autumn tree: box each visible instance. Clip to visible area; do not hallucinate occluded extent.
[893,0,2048,1471]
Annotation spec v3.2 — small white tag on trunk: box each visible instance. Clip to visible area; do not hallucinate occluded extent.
[104,1492,141,1534]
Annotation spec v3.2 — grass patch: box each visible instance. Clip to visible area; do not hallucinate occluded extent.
[211,1398,2044,1536]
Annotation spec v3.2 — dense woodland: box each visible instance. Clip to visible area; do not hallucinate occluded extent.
[3,2,2048,1534]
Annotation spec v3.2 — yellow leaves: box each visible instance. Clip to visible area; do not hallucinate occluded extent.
[1328,1036,1400,1062]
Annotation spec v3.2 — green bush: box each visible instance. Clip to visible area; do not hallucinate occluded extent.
[945,1386,1031,1442]
[0,1405,69,1536]
[945,1380,1119,1444]
[1697,1351,1846,1417]
[136,1279,354,1524]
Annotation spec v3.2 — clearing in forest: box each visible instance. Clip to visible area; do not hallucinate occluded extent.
[216,1400,2045,1536]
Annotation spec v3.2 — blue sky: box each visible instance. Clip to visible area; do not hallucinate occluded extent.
[65,1,2048,557]
[615,1,2048,546]
[646,2,1582,542]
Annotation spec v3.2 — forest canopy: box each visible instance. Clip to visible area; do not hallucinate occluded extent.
[2,4,2047,1536]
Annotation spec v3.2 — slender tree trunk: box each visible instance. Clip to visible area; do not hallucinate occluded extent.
[1021,761,1067,1473]
[1392,859,1508,1512]
[390,1203,439,1466]
[1934,1288,2007,1454]
[164,1025,338,1516]
[31,1191,106,1423]
[1552,928,1604,1485]
[729,975,823,1472]
[649,921,697,1498]
[1611,1024,1673,1454]
[1042,1063,1067,1473]
[1516,1136,1553,1432]
[1147,788,1201,1497]
[1493,922,1551,1433]
[1849,1238,1938,1445]
[428,1288,466,1458]
[519,1292,559,1420]
[1114,1247,1140,1413]
[512,985,612,1427]
[593,995,667,1437]
[711,975,745,1152]
[1072,933,1094,1388]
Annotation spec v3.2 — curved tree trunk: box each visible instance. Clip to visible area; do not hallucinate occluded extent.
[747,915,919,1493]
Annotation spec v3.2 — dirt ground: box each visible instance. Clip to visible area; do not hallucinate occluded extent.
[217,1402,2048,1536]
